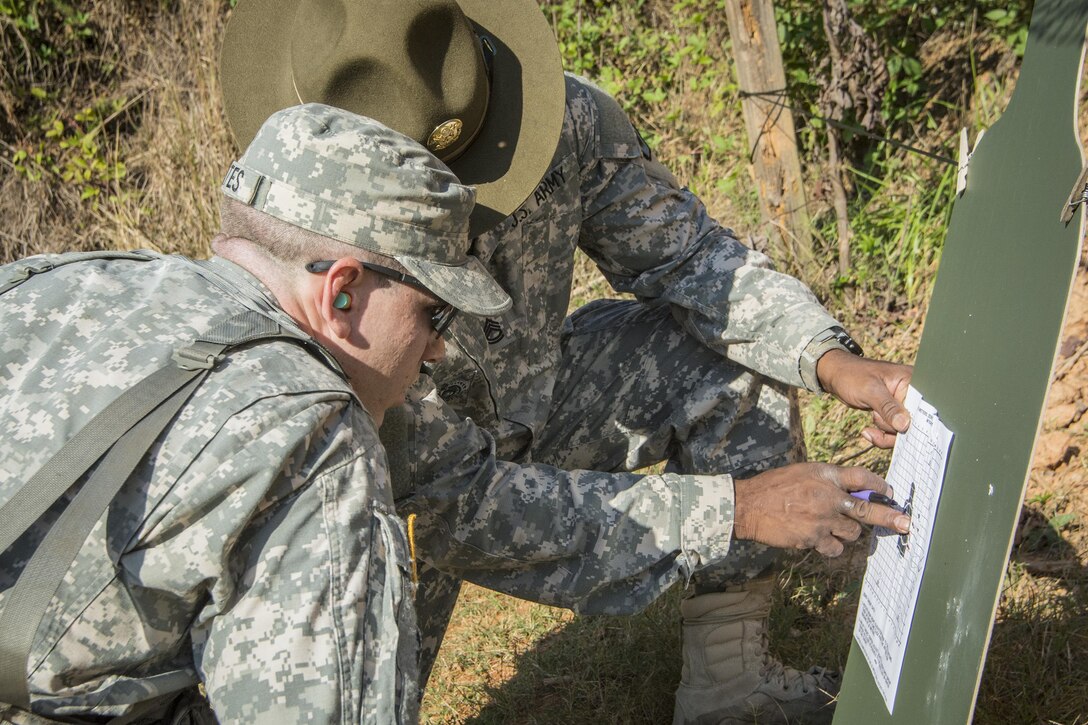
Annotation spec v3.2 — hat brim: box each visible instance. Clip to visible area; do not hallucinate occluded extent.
[396,254,512,317]
[220,0,566,238]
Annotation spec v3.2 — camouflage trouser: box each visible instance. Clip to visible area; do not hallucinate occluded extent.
[0,687,216,724]
[408,299,800,687]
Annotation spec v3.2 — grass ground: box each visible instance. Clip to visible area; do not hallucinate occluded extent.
[1,1,1084,723]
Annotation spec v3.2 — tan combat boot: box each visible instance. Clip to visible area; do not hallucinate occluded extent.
[672,577,839,724]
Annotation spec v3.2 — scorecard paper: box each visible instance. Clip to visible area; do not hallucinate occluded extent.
[854,385,954,713]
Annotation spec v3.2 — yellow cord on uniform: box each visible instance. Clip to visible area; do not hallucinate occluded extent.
[406,513,419,585]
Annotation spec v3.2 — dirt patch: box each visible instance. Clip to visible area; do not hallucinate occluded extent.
[974,248,1088,723]
[1018,254,1088,566]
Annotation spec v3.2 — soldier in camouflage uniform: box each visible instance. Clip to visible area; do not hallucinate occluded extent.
[222,2,914,723]
[0,105,512,724]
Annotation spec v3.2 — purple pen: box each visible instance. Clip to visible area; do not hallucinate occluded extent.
[851,490,899,507]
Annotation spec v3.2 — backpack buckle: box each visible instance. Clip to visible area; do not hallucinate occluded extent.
[172,343,223,371]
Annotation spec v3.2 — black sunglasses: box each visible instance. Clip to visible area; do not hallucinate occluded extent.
[304,259,458,336]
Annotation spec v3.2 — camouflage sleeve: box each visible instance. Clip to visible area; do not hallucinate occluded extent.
[396,381,733,615]
[567,75,841,391]
[188,402,419,724]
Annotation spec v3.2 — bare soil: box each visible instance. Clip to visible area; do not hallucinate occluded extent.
[973,250,1088,724]
[1022,256,1088,569]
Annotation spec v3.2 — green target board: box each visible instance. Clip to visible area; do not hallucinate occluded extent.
[834,2,1088,722]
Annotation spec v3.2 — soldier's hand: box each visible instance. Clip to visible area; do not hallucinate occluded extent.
[733,463,910,557]
[816,350,913,448]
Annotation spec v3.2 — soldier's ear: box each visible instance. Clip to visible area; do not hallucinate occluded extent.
[320,258,364,340]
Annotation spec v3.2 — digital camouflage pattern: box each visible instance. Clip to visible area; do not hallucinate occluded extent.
[0,252,419,723]
[222,103,511,317]
[382,75,845,680]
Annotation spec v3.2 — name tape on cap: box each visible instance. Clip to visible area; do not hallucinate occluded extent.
[222,162,264,206]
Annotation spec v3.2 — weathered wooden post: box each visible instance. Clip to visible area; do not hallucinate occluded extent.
[723,0,814,274]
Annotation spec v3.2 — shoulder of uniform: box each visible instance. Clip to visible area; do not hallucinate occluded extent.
[562,73,642,158]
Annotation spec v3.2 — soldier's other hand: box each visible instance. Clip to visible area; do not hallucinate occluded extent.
[815,350,913,448]
[733,463,910,557]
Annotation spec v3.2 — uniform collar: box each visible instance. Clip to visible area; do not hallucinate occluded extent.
[193,256,347,378]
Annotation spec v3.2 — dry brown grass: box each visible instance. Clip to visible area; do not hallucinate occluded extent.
[0,0,233,263]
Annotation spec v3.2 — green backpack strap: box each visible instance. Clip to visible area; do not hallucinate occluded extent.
[0,309,294,710]
[0,251,156,296]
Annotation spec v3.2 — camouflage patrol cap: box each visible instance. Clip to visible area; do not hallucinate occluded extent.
[222,103,511,316]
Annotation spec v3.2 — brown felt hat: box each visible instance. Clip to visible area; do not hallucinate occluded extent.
[220,0,566,237]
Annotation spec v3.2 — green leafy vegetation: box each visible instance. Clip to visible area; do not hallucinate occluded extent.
[0,0,139,213]
[542,0,1032,316]
[547,0,733,135]
[11,96,131,202]
[773,0,1032,304]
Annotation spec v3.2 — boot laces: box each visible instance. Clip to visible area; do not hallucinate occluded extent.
[759,659,813,695]
[757,633,816,696]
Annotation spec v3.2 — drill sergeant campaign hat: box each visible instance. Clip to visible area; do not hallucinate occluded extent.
[220,0,565,237]
[222,103,512,316]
